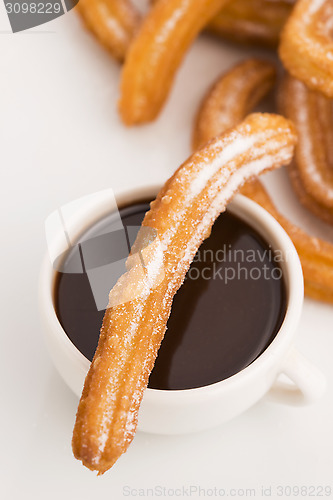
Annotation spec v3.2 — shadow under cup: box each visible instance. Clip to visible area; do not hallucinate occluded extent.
[54,198,287,392]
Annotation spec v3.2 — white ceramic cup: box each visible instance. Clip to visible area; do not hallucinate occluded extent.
[39,185,326,435]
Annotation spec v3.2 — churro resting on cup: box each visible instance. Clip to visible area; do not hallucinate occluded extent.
[72,113,296,474]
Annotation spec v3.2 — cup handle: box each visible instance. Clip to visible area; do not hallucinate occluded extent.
[267,346,326,406]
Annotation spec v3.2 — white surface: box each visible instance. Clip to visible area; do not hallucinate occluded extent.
[1,5,333,499]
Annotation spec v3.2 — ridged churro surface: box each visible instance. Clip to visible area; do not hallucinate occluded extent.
[76,0,141,62]
[208,0,293,47]
[193,58,333,304]
[73,113,296,473]
[193,58,276,150]
[119,0,232,125]
[279,74,333,224]
[279,0,333,98]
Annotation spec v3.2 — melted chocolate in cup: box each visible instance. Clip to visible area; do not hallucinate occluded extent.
[55,200,286,391]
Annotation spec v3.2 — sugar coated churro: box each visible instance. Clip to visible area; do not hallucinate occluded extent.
[279,74,333,224]
[208,0,294,48]
[279,0,333,98]
[72,113,296,473]
[193,58,277,150]
[76,0,141,62]
[193,58,333,303]
[119,0,232,125]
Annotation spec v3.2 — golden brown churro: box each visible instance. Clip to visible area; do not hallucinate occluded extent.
[193,59,333,303]
[76,0,141,62]
[242,180,333,303]
[72,113,296,473]
[193,59,277,150]
[208,0,294,48]
[279,0,333,98]
[119,0,232,125]
[279,74,333,224]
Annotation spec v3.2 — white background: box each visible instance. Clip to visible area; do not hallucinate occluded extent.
[1,4,333,500]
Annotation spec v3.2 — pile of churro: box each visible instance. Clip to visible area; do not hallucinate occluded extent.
[72,0,333,473]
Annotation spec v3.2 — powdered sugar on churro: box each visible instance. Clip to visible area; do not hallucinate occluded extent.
[72,114,297,474]
[100,6,127,43]
[165,139,295,299]
[189,134,257,197]
[154,3,187,46]
[289,77,333,202]
[307,0,325,16]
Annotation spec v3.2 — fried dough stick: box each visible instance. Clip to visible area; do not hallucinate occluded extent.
[119,0,234,125]
[73,113,296,473]
[76,0,141,62]
[193,59,333,303]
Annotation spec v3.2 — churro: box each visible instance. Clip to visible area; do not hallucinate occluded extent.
[242,179,333,303]
[193,59,276,150]
[119,0,232,125]
[208,0,293,48]
[76,0,141,62]
[193,58,333,303]
[279,0,333,98]
[279,74,333,224]
[72,113,296,473]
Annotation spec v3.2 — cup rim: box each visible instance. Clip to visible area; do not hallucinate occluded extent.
[39,184,304,400]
